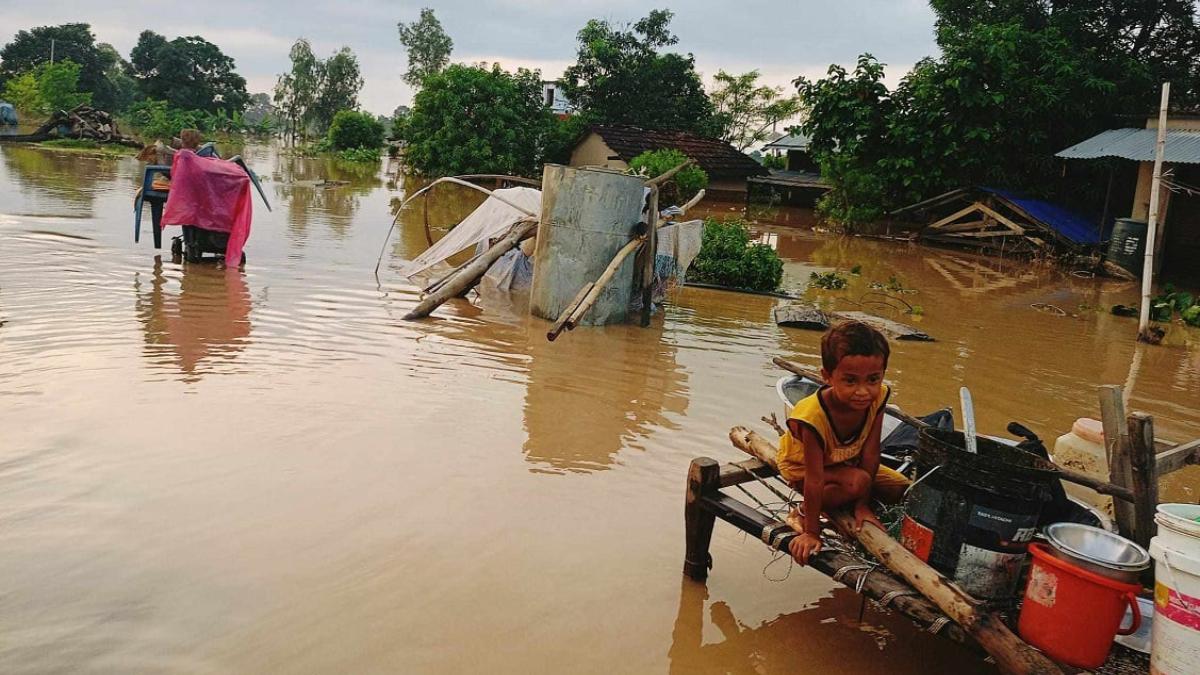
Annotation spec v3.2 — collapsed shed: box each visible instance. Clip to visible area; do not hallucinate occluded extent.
[889,187,1101,257]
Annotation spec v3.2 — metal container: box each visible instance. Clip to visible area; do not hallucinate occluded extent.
[1044,523,1150,583]
[1105,218,1148,276]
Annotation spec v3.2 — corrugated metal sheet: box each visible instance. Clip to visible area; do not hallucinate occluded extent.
[762,133,811,152]
[1057,128,1200,164]
[981,188,1101,246]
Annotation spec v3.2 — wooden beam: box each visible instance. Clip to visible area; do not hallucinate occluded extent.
[937,219,990,233]
[1127,412,1159,552]
[974,202,1027,235]
[928,203,984,230]
[1099,386,1136,540]
[684,457,720,580]
[952,230,1025,238]
[717,458,778,488]
[1156,438,1200,479]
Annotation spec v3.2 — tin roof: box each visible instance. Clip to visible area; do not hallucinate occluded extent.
[1056,128,1200,164]
[762,133,811,152]
[587,124,768,178]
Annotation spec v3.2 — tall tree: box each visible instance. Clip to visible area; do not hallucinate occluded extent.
[2,60,91,115]
[274,39,322,144]
[929,0,1200,108]
[397,8,453,89]
[128,31,250,114]
[311,47,364,131]
[709,70,803,151]
[0,24,119,110]
[561,9,714,133]
[96,43,137,112]
[405,63,555,176]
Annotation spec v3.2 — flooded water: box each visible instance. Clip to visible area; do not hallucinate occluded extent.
[1,141,1196,675]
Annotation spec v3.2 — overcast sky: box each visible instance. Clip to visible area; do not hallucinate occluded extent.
[1,0,939,116]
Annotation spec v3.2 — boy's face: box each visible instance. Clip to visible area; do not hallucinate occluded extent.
[821,354,886,411]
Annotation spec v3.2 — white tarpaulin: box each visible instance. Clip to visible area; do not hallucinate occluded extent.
[402,186,542,279]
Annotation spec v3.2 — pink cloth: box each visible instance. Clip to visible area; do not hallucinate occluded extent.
[161,150,253,263]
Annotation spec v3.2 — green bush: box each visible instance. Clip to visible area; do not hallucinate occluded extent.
[688,217,783,292]
[629,148,708,204]
[328,110,384,151]
[124,100,206,140]
[2,60,91,115]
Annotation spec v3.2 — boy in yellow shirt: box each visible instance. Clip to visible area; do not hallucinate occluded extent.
[779,321,911,565]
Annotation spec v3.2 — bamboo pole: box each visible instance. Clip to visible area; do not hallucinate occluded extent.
[547,283,594,341]
[728,427,1065,675]
[1139,83,1170,341]
[404,218,537,320]
[561,236,645,331]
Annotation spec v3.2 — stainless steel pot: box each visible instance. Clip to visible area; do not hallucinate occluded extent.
[1043,522,1150,583]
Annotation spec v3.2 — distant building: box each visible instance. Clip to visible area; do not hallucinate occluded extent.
[541,82,573,118]
[761,133,818,173]
[568,124,767,196]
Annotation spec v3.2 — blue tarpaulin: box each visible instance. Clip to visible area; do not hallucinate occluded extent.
[0,103,17,126]
[981,187,1101,246]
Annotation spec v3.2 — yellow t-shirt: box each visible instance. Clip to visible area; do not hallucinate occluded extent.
[777,385,891,485]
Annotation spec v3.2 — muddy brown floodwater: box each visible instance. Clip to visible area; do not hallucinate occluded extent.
[1,142,1196,675]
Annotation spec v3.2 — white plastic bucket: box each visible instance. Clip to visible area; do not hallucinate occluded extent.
[1148,504,1200,675]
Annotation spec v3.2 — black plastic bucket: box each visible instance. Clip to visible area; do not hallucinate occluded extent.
[1105,218,1148,276]
[900,428,1058,601]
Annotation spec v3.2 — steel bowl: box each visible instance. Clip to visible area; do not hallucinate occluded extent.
[1044,522,1150,583]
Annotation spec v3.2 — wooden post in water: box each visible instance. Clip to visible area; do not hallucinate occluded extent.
[1126,412,1159,553]
[530,165,645,326]
[1100,385,1138,540]
[683,457,720,581]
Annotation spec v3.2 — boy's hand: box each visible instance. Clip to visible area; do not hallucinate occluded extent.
[788,533,822,565]
[853,502,885,534]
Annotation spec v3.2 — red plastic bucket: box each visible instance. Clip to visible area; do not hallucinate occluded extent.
[1018,543,1142,668]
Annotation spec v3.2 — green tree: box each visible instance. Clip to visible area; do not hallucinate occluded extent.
[274,39,322,144]
[397,8,454,89]
[709,70,803,151]
[96,43,137,112]
[561,9,714,133]
[2,60,91,115]
[930,0,1200,108]
[405,63,556,176]
[0,24,119,110]
[328,110,384,150]
[793,55,894,229]
[128,31,250,114]
[310,47,363,131]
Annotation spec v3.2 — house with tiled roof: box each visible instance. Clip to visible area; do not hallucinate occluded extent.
[568,124,767,196]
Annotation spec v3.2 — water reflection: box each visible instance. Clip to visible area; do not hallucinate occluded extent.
[668,580,989,675]
[135,258,253,382]
[521,320,688,473]
[0,144,119,214]
[274,154,384,240]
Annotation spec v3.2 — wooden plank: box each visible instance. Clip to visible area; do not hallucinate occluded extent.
[717,458,777,488]
[937,219,990,233]
[975,202,1027,235]
[1127,413,1159,552]
[952,231,1024,238]
[928,203,983,230]
[1100,386,1136,540]
[1156,438,1200,478]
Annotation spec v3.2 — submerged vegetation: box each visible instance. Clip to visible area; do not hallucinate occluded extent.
[688,218,783,292]
[1151,284,1200,327]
